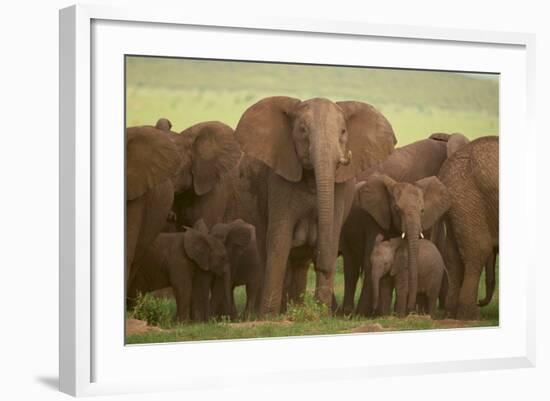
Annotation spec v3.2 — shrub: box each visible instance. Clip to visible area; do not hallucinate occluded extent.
[283,292,329,322]
[130,292,176,328]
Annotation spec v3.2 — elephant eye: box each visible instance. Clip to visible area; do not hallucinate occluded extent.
[339,128,347,142]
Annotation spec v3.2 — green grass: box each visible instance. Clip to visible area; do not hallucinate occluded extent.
[126,258,499,344]
[125,57,499,145]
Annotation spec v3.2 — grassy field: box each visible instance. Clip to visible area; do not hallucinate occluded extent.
[125,57,499,145]
[125,56,499,344]
[126,258,499,344]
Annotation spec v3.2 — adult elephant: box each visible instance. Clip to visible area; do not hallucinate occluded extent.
[438,136,499,320]
[234,96,396,315]
[167,120,242,229]
[340,133,467,316]
[126,120,187,290]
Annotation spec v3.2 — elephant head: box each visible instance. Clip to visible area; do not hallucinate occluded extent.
[235,96,396,274]
[182,219,229,276]
[170,120,241,195]
[160,119,242,227]
[370,235,402,311]
[357,174,450,312]
[211,219,254,272]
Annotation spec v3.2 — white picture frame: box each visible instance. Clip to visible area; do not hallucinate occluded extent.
[59,4,536,397]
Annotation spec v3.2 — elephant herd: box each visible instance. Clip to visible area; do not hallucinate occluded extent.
[126,96,499,324]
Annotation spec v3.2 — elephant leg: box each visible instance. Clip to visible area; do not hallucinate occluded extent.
[355,236,377,316]
[209,277,227,319]
[417,294,428,315]
[341,244,361,315]
[261,220,294,316]
[478,250,497,307]
[191,272,212,322]
[230,286,239,320]
[427,293,438,318]
[457,265,483,320]
[377,275,393,316]
[438,272,448,311]
[281,263,293,313]
[173,283,192,322]
[455,227,492,320]
[126,197,144,286]
[289,257,310,304]
[244,282,259,319]
[443,223,463,318]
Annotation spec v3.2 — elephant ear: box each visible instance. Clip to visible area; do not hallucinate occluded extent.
[335,101,397,183]
[181,122,241,196]
[446,133,470,158]
[126,126,182,201]
[356,174,396,230]
[235,96,302,182]
[227,220,252,253]
[183,228,211,271]
[415,176,451,230]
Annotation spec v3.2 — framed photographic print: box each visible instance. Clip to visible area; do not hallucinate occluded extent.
[59,4,536,397]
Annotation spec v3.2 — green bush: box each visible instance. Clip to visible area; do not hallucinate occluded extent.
[283,293,329,322]
[130,292,176,328]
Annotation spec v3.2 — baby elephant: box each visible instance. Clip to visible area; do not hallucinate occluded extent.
[128,220,230,322]
[210,219,262,319]
[370,235,445,318]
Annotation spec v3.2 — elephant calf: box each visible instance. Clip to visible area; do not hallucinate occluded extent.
[370,235,445,318]
[128,220,230,322]
[211,220,262,319]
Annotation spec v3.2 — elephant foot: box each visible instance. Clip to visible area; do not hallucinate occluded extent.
[456,303,480,320]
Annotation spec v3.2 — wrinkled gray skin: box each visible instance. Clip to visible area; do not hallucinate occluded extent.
[234,96,396,315]
[437,136,499,320]
[340,133,468,316]
[128,220,231,322]
[370,235,445,318]
[210,220,262,318]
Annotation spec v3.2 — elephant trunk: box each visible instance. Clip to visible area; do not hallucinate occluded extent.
[313,154,336,275]
[404,214,420,313]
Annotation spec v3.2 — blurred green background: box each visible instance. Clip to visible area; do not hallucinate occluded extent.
[125,56,499,145]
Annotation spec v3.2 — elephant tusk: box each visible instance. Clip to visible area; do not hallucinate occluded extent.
[401,232,406,239]
[339,150,352,166]
[420,232,424,239]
